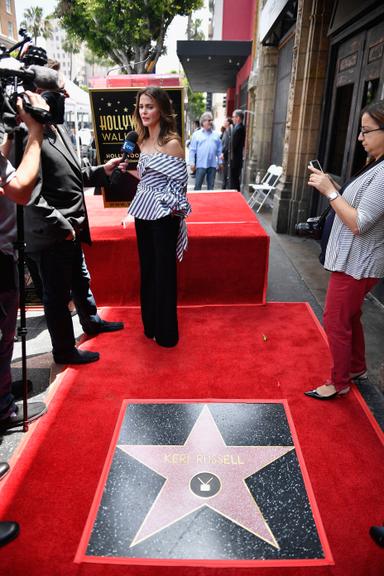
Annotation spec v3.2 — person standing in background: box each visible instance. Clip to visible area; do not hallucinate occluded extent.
[189,112,223,190]
[221,117,233,189]
[230,109,245,191]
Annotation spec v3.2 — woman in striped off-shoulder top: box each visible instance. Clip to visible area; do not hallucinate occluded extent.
[127,87,191,348]
[305,100,384,400]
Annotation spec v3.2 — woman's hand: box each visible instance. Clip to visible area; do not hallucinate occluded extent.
[307,165,337,197]
[308,165,359,234]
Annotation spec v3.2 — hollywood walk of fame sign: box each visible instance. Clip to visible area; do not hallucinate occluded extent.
[78,402,330,565]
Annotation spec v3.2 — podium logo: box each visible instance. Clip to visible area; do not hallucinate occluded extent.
[190,472,221,498]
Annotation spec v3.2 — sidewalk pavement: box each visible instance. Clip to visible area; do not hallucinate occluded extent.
[1,177,383,462]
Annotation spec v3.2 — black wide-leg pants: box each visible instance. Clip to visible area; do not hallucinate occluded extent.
[135,215,180,347]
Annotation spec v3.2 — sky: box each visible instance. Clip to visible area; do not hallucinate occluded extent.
[15,0,209,74]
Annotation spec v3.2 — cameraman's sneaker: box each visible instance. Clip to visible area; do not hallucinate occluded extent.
[350,370,368,381]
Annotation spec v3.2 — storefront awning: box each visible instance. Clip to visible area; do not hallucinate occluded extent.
[177,40,252,92]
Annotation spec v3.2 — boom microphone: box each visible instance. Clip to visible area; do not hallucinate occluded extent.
[0,58,61,90]
[27,65,62,90]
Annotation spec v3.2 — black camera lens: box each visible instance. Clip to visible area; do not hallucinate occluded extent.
[295,218,322,239]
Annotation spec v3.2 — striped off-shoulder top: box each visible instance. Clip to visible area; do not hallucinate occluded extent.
[128,152,191,260]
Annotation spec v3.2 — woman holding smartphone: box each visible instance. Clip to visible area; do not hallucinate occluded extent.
[127,87,191,348]
[305,99,384,399]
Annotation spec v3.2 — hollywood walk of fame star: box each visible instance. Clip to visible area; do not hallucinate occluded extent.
[118,405,294,549]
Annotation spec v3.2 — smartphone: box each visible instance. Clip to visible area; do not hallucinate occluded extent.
[309,159,323,172]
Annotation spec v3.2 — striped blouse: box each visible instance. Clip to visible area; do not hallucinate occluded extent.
[128,152,191,261]
[325,160,384,279]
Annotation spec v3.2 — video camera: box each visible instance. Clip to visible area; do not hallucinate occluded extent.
[295,206,331,240]
[0,28,65,142]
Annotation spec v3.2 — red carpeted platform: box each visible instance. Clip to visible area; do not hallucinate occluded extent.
[0,304,383,575]
[83,191,269,306]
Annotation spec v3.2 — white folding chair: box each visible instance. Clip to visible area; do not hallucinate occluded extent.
[248,165,283,212]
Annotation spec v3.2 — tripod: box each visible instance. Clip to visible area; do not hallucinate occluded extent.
[14,127,30,432]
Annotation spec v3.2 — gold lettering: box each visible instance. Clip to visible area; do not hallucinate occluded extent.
[122,116,130,130]
[113,116,123,131]
[192,453,246,465]
[163,453,190,464]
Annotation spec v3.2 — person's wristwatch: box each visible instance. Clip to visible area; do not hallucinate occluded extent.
[327,191,339,202]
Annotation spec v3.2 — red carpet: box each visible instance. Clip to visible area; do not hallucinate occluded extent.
[0,304,383,575]
[83,192,269,305]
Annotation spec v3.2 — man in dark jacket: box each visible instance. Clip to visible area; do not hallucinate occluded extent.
[230,109,246,191]
[24,122,124,365]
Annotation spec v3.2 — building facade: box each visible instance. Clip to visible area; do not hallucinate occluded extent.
[0,0,17,47]
[246,0,384,238]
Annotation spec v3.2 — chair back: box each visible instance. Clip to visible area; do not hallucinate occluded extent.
[264,165,283,187]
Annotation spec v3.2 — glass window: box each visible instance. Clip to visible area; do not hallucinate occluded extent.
[327,84,354,176]
[352,78,380,174]
[6,0,11,14]
[7,21,13,38]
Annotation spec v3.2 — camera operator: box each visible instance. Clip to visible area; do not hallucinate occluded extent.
[304,99,384,400]
[23,70,124,365]
[0,91,49,548]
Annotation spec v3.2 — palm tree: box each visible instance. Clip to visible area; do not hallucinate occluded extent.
[20,6,53,45]
[62,33,81,80]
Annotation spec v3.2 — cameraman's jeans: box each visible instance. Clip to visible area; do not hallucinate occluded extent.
[323,272,378,391]
[28,240,103,358]
[0,287,18,420]
[194,167,216,191]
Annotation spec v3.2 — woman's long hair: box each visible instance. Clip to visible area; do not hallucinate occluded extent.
[133,87,180,146]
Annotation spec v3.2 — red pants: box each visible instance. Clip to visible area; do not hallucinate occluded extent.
[323,272,378,391]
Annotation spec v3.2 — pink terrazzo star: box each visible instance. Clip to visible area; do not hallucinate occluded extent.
[119,405,294,548]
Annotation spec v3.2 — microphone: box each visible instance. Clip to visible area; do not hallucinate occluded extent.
[0,58,61,90]
[121,131,138,160]
[109,131,139,202]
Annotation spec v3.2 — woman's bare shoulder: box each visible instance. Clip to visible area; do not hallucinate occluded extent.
[161,139,185,159]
